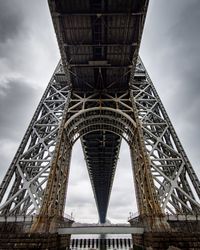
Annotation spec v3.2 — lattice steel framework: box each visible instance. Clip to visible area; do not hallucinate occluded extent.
[0,63,70,216]
[0,58,200,226]
[0,0,200,233]
[133,61,200,215]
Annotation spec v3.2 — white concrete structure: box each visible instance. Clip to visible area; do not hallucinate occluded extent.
[58,226,144,235]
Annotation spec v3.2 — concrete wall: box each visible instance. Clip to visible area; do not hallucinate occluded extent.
[168,220,200,232]
[0,233,70,250]
[132,232,200,250]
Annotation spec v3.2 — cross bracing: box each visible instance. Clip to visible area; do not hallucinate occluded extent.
[0,63,70,216]
[132,61,200,214]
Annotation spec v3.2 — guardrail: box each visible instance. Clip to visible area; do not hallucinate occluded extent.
[0,215,34,222]
[1,213,199,224]
[127,212,200,222]
[167,214,200,221]
[0,213,74,223]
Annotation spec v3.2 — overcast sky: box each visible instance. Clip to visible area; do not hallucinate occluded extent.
[0,0,200,224]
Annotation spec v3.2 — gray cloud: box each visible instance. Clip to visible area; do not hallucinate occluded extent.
[0,0,59,88]
[0,1,26,43]
[141,0,200,172]
[0,78,42,182]
[0,78,41,140]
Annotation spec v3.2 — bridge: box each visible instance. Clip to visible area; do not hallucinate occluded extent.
[46,0,149,226]
[0,0,200,249]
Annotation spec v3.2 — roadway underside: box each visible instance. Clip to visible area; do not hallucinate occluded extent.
[81,132,121,223]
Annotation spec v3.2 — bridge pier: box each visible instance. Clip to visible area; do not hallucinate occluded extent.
[129,216,200,249]
[0,233,71,250]
[0,216,73,249]
[129,214,170,233]
[1,218,200,249]
[132,232,200,250]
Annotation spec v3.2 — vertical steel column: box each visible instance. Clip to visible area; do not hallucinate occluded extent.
[129,58,200,229]
[130,90,169,231]
[31,95,72,233]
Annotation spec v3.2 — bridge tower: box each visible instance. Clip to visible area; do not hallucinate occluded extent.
[0,0,200,236]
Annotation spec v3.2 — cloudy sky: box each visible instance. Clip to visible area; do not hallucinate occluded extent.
[0,0,200,224]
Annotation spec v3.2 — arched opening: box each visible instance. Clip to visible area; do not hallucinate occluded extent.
[65,138,138,223]
[63,107,138,223]
[107,139,138,223]
[64,139,98,223]
[64,107,136,145]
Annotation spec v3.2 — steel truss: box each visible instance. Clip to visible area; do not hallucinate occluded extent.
[0,62,70,216]
[132,59,200,215]
[0,57,200,231]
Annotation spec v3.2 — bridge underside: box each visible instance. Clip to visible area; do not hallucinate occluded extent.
[82,132,121,223]
[49,0,148,92]
[49,0,149,223]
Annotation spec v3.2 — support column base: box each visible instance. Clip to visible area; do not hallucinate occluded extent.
[31,215,73,233]
[132,232,200,250]
[0,233,71,250]
[129,215,170,232]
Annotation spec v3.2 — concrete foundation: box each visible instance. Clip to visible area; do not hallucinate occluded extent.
[132,232,200,250]
[1,219,200,249]
[0,231,200,249]
[129,215,200,249]
[0,233,70,250]
[0,222,31,234]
